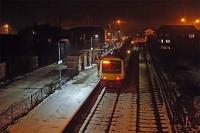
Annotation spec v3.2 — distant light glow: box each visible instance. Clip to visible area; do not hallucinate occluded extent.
[195,19,200,23]
[189,34,195,38]
[103,60,110,64]
[166,39,170,43]
[4,24,9,28]
[181,18,186,22]
[95,34,99,38]
[117,20,121,25]
[161,39,164,43]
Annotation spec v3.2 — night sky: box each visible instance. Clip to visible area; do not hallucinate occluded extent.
[1,0,200,34]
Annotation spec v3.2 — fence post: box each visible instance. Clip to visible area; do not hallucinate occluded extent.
[40,87,43,99]
[50,82,53,94]
[30,94,33,108]
[185,113,188,128]
[11,104,14,123]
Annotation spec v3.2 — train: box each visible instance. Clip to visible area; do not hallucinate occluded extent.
[98,39,132,88]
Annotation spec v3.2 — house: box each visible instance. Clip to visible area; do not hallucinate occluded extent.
[157,25,200,58]
[19,24,71,67]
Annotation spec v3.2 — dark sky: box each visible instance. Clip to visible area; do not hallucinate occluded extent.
[1,0,200,33]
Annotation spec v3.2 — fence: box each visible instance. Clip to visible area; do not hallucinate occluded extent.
[0,80,60,132]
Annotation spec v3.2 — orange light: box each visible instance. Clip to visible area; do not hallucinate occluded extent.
[117,20,121,25]
[4,24,9,28]
[195,19,200,23]
[181,18,186,22]
[103,60,110,64]
[116,77,120,80]
[103,76,107,80]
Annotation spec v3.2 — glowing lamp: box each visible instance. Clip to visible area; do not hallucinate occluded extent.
[127,50,131,54]
[181,18,186,22]
[195,19,200,23]
[103,60,110,64]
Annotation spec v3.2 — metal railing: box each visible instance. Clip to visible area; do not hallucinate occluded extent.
[0,80,59,132]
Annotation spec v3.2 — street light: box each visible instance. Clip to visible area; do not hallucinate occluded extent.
[90,34,99,65]
[180,18,186,23]
[4,24,9,34]
[57,41,63,89]
[117,20,121,25]
[195,19,200,24]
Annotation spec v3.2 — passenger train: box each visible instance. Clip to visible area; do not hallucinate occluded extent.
[98,40,132,88]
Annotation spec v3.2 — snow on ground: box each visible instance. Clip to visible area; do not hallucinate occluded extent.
[8,66,99,133]
[0,64,63,113]
[162,60,200,129]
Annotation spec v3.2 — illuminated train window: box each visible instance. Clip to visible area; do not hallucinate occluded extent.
[102,61,121,73]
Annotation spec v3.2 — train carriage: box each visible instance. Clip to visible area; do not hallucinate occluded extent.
[99,46,131,88]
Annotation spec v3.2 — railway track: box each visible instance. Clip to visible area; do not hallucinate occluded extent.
[138,51,172,133]
[78,50,174,133]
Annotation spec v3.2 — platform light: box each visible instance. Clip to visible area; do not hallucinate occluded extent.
[181,18,186,22]
[127,50,131,54]
[95,34,99,38]
[161,39,164,43]
[166,39,171,43]
[117,20,121,25]
[103,60,110,64]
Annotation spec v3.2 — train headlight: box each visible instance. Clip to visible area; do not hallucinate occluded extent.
[103,76,107,80]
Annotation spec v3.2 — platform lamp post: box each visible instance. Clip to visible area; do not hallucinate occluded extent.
[4,24,9,34]
[90,34,99,65]
[194,19,200,29]
[90,36,93,66]
[58,41,62,89]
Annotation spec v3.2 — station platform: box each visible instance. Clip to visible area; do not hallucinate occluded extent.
[7,66,99,133]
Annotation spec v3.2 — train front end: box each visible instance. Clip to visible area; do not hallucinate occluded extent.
[99,57,124,88]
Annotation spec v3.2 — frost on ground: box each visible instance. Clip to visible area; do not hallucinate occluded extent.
[161,59,200,129]
[0,64,61,114]
[8,66,99,133]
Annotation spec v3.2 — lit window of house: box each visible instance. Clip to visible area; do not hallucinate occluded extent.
[166,39,170,43]
[189,34,195,39]
[161,39,164,43]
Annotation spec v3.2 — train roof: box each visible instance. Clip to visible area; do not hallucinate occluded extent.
[101,49,128,60]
